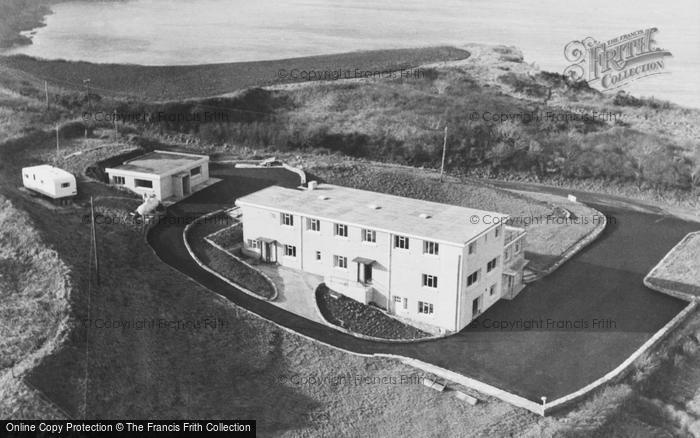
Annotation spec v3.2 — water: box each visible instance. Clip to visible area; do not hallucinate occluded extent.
[6,0,700,107]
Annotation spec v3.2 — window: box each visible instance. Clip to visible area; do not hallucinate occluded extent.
[334,223,348,238]
[307,218,320,232]
[284,245,296,257]
[515,241,522,254]
[468,241,476,254]
[487,257,499,272]
[113,176,125,185]
[423,241,439,255]
[495,226,501,238]
[333,255,347,269]
[422,274,438,288]
[394,235,409,250]
[61,182,70,188]
[190,166,201,176]
[505,247,512,262]
[24,174,28,179]
[362,229,376,243]
[418,301,434,314]
[489,284,497,296]
[403,298,408,309]
[134,179,152,188]
[315,251,321,261]
[467,270,480,286]
[393,296,402,303]
[247,239,259,249]
[281,213,294,226]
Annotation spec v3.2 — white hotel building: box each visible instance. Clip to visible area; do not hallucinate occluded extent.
[235,183,527,333]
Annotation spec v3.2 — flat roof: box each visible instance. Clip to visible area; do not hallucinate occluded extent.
[236,184,508,245]
[109,151,206,175]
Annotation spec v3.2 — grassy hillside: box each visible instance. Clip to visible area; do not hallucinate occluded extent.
[0,46,469,101]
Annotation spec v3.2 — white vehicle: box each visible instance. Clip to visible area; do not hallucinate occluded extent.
[21,165,77,199]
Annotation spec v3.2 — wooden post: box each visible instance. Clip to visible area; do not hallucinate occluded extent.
[44,80,49,109]
[56,125,60,159]
[440,125,448,181]
[90,197,100,286]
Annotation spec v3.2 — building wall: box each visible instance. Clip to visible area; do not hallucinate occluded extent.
[106,159,209,201]
[388,236,462,331]
[458,224,505,330]
[238,202,502,332]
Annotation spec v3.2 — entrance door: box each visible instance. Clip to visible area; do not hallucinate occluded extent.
[363,264,373,284]
[182,174,191,196]
[472,295,482,318]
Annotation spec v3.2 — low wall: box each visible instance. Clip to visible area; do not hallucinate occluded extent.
[182,209,278,302]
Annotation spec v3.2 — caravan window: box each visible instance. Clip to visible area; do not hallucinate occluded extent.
[61,182,70,188]
[190,166,201,176]
[135,179,153,189]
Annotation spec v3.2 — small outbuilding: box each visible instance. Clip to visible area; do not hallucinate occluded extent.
[105,150,211,202]
[22,165,77,200]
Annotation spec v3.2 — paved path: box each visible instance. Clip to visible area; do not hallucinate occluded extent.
[257,264,325,324]
[148,165,699,402]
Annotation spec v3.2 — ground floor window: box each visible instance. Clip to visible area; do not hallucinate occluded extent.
[315,251,321,261]
[489,283,497,296]
[247,239,259,249]
[134,178,152,188]
[284,244,297,257]
[418,301,434,314]
[393,296,401,303]
[333,255,347,269]
[113,176,126,185]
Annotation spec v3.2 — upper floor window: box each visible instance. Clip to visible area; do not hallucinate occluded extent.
[307,218,320,232]
[394,235,410,250]
[334,223,348,238]
[487,257,499,272]
[515,240,522,254]
[422,274,438,288]
[362,229,376,243]
[423,241,439,255]
[468,241,476,255]
[495,226,501,238]
[489,284,497,296]
[467,269,480,286]
[281,213,294,226]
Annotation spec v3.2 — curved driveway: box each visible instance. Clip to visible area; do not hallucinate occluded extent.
[147,165,698,402]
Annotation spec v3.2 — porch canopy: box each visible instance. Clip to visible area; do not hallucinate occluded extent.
[352,256,376,265]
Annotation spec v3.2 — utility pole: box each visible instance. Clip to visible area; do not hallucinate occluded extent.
[56,124,60,159]
[113,109,118,141]
[90,197,100,286]
[83,78,92,109]
[439,124,448,181]
[83,79,92,139]
[44,80,49,110]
